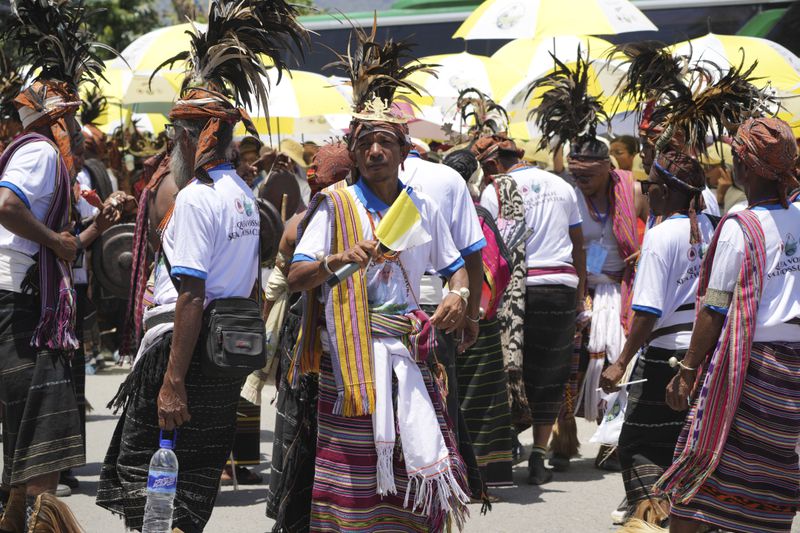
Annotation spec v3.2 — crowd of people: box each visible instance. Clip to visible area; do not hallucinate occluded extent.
[0,1,799,533]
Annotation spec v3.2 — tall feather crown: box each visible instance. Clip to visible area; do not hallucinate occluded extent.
[154,0,308,111]
[326,16,435,121]
[526,47,608,152]
[6,0,114,91]
[456,88,509,139]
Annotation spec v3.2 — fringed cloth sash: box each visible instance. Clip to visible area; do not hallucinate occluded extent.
[370,311,434,362]
[289,188,376,417]
[609,169,639,333]
[0,133,77,351]
[655,210,766,504]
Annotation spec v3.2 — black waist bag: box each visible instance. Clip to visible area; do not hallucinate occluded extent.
[202,296,266,379]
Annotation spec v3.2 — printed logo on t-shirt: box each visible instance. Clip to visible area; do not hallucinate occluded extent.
[686,243,708,262]
[785,233,797,257]
[234,194,254,216]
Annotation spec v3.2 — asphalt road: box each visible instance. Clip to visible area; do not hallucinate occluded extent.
[12,369,800,533]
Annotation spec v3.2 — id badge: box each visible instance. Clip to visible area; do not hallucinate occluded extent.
[586,241,608,274]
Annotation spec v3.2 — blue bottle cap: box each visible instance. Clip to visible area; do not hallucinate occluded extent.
[159,429,177,450]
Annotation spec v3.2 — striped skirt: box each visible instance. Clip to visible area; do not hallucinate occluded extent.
[96,332,244,533]
[670,342,800,533]
[618,346,687,511]
[310,352,466,533]
[457,318,513,487]
[523,285,578,426]
[230,398,261,466]
[0,290,84,486]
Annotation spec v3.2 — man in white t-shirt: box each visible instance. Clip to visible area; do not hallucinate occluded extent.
[97,89,262,532]
[473,135,586,485]
[598,150,716,523]
[658,117,800,533]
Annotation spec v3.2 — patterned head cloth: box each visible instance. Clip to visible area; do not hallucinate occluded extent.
[732,117,797,183]
[14,79,82,174]
[308,142,351,195]
[168,87,258,182]
[470,133,523,163]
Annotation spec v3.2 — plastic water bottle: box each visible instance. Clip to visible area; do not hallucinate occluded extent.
[141,432,179,533]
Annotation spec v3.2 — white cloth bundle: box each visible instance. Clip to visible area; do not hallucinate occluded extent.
[576,282,627,421]
[133,303,177,367]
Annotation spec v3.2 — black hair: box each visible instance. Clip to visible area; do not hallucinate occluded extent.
[611,135,638,155]
[443,149,478,183]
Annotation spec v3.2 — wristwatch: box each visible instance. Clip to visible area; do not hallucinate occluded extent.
[449,287,470,305]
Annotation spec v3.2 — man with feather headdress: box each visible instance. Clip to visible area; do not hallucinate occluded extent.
[0,0,131,529]
[287,21,471,532]
[465,88,587,486]
[95,2,307,531]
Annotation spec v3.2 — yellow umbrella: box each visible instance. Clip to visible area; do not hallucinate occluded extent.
[404,52,520,112]
[108,23,206,72]
[454,0,656,41]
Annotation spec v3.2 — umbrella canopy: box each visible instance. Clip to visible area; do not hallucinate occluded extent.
[453,0,657,41]
[246,69,350,119]
[404,52,520,112]
[108,23,207,72]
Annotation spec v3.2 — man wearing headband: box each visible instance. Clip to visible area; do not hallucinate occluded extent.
[656,116,800,533]
[289,85,471,527]
[599,150,716,526]
[96,2,307,529]
[474,133,587,485]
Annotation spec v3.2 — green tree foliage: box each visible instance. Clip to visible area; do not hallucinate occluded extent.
[88,0,162,56]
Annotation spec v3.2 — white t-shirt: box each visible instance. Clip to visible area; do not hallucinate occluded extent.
[293,179,463,314]
[0,140,59,257]
[480,166,582,287]
[705,202,800,343]
[632,214,716,349]
[702,187,721,217]
[153,163,260,307]
[399,153,485,304]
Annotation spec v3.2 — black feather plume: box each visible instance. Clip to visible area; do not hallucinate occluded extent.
[526,47,608,151]
[5,0,118,90]
[80,86,107,125]
[324,15,436,112]
[0,49,23,121]
[153,0,308,111]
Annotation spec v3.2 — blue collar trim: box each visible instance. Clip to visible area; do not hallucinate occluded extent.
[668,214,689,219]
[752,203,785,211]
[353,178,407,214]
[408,150,421,159]
[208,162,234,172]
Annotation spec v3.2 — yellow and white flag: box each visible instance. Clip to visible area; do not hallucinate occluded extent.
[375,189,431,252]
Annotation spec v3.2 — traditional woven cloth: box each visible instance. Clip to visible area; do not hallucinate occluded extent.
[0,290,84,486]
[609,169,639,332]
[488,174,529,429]
[618,346,687,515]
[310,351,468,533]
[97,332,243,532]
[523,284,578,426]
[289,188,375,417]
[229,398,260,466]
[669,342,800,532]
[457,318,513,487]
[656,210,766,503]
[0,133,77,351]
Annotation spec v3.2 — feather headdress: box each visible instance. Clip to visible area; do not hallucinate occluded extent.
[154,0,308,111]
[526,47,608,152]
[654,55,775,155]
[456,87,509,139]
[325,15,435,121]
[6,0,115,90]
[80,86,107,126]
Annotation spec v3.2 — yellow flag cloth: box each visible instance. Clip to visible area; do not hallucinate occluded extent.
[375,188,431,252]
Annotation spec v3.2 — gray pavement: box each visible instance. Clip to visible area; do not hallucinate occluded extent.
[18,369,800,532]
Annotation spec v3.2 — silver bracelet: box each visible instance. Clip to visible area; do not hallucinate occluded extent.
[322,255,335,275]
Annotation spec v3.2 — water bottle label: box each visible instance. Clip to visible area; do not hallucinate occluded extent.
[147,469,177,493]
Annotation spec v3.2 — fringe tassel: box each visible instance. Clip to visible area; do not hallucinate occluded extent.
[617,518,668,533]
[629,497,670,526]
[404,464,470,521]
[32,286,79,352]
[107,333,171,413]
[27,493,84,533]
[376,444,396,496]
[550,415,580,458]
[578,351,605,421]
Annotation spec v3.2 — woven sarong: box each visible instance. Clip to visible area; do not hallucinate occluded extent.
[523,284,578,426]
[670,342,800,533]
[618,346,688,511]
[0,290,84,485]
[230,398,260,465]
[97,332,243,532]
[310,349,466,533]
[457,318,513,487]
